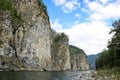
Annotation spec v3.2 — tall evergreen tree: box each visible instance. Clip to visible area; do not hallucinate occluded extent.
[96,19,120,70]
[108,19,120,67]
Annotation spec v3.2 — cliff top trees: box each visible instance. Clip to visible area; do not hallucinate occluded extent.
[69,45,85,55]
[37,0,47,12]
[53,32,69,43]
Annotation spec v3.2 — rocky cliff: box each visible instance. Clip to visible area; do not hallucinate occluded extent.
[69,45,90,70]
[0,0,51,71]
[51,31,71,71]
[0,0,89,71]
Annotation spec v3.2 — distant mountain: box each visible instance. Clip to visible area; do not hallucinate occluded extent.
[87,54,100,70]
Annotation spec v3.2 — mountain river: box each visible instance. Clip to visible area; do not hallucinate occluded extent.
[0,70,95,80]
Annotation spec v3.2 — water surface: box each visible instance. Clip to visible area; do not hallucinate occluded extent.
[0,71,93,80]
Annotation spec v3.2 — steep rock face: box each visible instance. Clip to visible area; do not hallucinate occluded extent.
[0,11,16,69]
[0,0,51,70]
[69,45,90,70]
[51,31,71,71]
[16,0,51,70]
[0,0,90,71]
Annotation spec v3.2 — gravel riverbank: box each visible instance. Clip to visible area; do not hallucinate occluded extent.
[91,70,120,80]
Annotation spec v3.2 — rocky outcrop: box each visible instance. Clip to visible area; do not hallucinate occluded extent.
[0,0,51,71]
[69,45,90,70]
[0,0,89,71]
[51,31,71,71]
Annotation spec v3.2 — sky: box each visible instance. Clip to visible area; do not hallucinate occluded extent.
[43,0,120,55]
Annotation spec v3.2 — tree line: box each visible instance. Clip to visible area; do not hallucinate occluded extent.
[95,19,120,70]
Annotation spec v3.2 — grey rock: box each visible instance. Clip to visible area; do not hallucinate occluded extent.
[51,32,71,71]
[69,45,90,70]
[0,0,90,71]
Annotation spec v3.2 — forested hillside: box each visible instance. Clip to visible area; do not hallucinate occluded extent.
[87,54,99,70]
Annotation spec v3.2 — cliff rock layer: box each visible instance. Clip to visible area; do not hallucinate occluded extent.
[69,45,90,70]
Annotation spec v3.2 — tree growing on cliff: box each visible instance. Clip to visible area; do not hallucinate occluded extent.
[37,0,47,13]
[51,32,70,70]
[53,33,69,43]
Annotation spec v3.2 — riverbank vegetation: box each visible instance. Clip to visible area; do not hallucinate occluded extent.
[96,19,120,70]
[95,19,120,79]
[92,69,120,80]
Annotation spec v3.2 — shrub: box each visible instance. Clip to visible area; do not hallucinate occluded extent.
[0,0,22,30]
[37,0,47,13]
[54,33,69,42]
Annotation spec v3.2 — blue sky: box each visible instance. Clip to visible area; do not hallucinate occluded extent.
[43,0,120,55]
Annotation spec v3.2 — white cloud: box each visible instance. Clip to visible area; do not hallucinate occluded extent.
[52,0,66,6]
[51,20,112,55]
[85,0,120,21]
[84,0,90,4]
[51,19,63,31]
[101,3,120,19]
[61,0,80,13]
[75,13,81,19]
[52,0,80,13]
[61,21,112,55]
[51,0,120,55]
[99,0,108,5]
[81,8,90,14]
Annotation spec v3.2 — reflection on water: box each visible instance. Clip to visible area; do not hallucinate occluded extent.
[0,71,92,80]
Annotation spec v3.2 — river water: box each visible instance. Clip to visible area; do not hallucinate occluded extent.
[0,70,94,80]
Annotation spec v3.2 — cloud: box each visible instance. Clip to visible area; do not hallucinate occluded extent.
[84,0,120,21]
[84,0,90,4]
[52,0,66,6]
[51,19,63,31]
[51,0,119,55]
[52,0,80,13]
[61,0,80,13]
[59,21,112,55]
[99,0,109,5]
[75,13,81,19]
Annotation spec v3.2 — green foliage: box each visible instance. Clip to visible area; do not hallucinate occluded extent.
[0,0,12,10]
[0,0,22,30]
[95,50,110,70]
[96,19,120,70]
[69,45,85,55]
[51,32,69,55]
[92,69,120,80]
[53,33,69,43]
[37,0,47,13]
[108,19,120,68]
